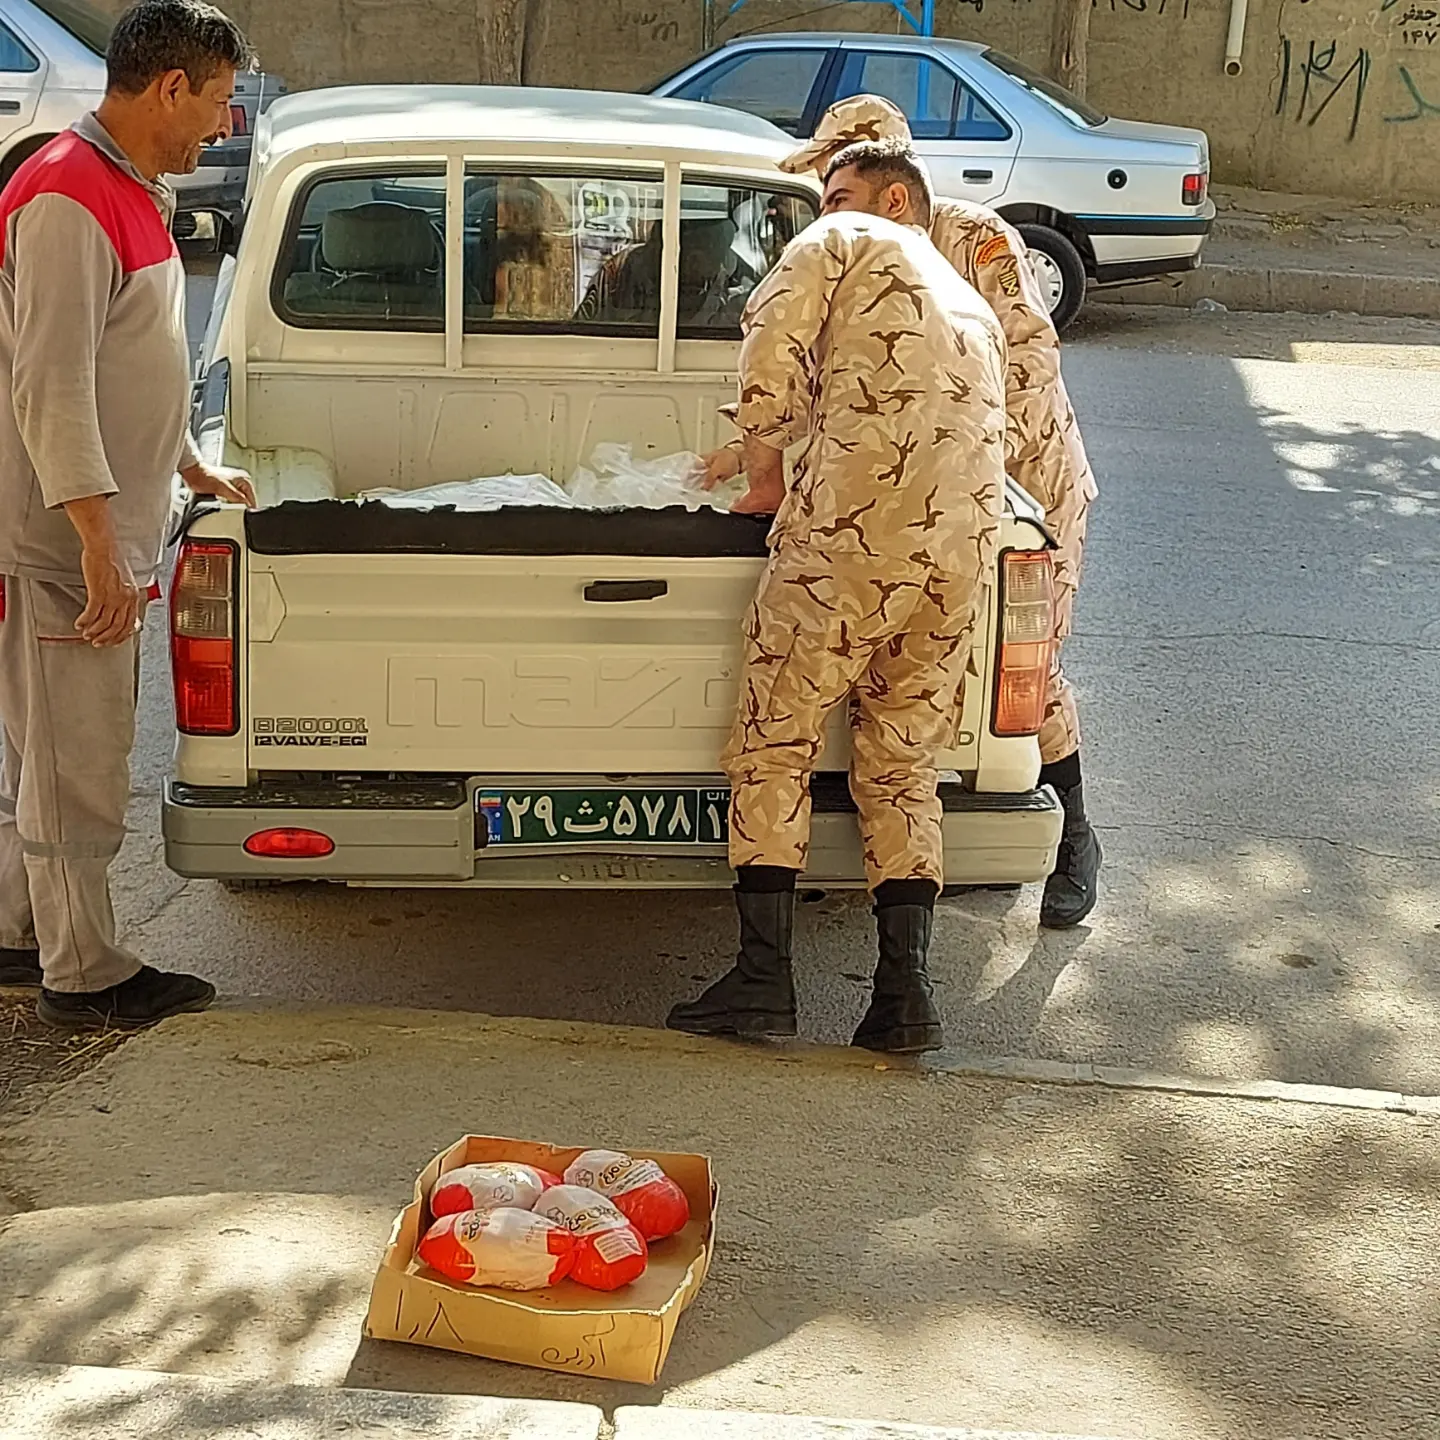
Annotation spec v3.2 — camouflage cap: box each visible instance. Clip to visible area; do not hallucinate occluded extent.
[778,94,913,175]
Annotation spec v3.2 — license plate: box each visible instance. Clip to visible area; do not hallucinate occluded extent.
[476,786,729,847]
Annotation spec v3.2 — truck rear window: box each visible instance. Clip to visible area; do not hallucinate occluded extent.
[274,171,446,331]
[272,165,816,338]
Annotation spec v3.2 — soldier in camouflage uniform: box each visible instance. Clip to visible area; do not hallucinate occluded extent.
[667,208,1007,1055]
[751,95,1102,929]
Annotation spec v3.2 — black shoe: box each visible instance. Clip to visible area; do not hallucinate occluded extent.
[37,965,217,1032]
[853,904,943,1055]
[667,889,797,1038]
[0,946,42,988]
[1040,777,1102,930]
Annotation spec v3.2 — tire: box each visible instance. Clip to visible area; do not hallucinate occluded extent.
[1016,224,1087,332]
[0,133,57,190]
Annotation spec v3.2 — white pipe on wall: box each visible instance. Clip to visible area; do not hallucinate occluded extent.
[1224,0,1248,76]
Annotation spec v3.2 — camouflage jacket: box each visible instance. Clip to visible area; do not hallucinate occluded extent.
[929,198,1099,521]
[736,213,1007,585]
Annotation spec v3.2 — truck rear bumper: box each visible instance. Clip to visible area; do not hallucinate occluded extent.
[163,775,1061,889]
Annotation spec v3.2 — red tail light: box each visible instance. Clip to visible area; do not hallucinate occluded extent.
[244,828,334,859]
[171,539,238,736]
[229,103,247,136]
[1182,172,1207,206]
[992,550,1056,738]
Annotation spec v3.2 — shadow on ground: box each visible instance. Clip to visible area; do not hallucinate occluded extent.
[0,1010,1435,1439]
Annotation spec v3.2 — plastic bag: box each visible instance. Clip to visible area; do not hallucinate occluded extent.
[537,1185,648,1291]
[568,443,742,513]
[563,1150,690,1242]
[417,1206,577,1290]
[358,474,577,511]
[431,1162,561,1219]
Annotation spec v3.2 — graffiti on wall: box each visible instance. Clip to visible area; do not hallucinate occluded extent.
[1389,4,1439,45]
[624,8,679,43]
[1091,0,1192,17]
[1387,64,1440,117]
[1275,37,1373,139]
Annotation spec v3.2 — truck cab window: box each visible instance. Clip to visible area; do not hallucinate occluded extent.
[464,173,665,334]
[275,173,445,330]
[675,181,818,339]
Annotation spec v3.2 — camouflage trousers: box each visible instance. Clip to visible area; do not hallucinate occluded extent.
[721,546,979,891]
[1037,491,1091,766]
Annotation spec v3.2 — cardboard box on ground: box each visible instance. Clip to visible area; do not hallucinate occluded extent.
[365,1135,716,1384]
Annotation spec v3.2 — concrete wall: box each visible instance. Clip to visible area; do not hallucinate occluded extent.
[100,0,1440,202]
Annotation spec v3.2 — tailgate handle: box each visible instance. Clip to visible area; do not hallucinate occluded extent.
[964,169,993,183]
[584,579,668,603]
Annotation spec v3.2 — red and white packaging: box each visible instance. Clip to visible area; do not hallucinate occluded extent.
[538,1185,648,1291]
[430,1162,561,1219]
[417,1206,576,1290]
[563,1149,692,1243]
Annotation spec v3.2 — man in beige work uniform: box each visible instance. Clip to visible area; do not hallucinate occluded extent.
[759,96,1102,929]
[0,1,254,1027]
[667,209,1007,1054]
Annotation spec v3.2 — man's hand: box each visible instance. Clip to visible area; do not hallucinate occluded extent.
[76,541,142,647]
[699,447,743,491]
[61,494,141,646]
[732,435,786,515]
[181,460,256,508]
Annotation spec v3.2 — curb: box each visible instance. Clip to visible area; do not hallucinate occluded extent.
[1099,263,1440,321]
[167,1003,1440,1120]
[615,1408,1119,1439]
[929,1049,1440,1118]
[0,1359,603,1440]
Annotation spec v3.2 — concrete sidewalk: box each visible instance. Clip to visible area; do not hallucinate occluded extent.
[1105,184,1440,320]
[0,1006,1435,1440]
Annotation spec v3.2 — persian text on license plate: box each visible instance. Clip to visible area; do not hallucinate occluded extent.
[476,787,729,847]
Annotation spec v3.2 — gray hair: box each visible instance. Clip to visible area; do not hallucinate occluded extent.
[107,0,254,96]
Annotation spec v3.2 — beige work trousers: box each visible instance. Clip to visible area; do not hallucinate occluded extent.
[722,546,980,891]
[0,576,142,993]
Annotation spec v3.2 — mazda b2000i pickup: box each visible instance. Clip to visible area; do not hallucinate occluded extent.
[165,85,1063,890]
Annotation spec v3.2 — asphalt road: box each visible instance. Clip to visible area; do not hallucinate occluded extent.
[105,284,1440,1094]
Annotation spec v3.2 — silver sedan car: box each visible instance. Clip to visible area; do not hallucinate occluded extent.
[651,32,1215,328]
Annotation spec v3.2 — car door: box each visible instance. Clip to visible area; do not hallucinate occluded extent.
[828,47,1020,206]
[660,45,838,138]
[0,15,45,154]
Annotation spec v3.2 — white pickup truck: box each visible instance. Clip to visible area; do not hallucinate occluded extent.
[166,85,1063,891]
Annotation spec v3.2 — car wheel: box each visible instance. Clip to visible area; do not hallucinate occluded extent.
[1016,224,1087,332]
[0,133,56,189]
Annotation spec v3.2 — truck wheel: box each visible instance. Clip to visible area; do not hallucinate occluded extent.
[1017,224,1087,332]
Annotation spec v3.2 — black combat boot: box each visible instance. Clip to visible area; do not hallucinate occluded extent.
[1039,752,1102,930]
[853,880,943,1055]
[667,868,797,1037]
[0,946,42,988]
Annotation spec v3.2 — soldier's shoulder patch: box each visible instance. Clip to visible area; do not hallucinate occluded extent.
[997,259,1022,297]
[975,233,1012,267]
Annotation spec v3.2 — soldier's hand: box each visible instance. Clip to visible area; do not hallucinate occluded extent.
[731,434,786,514]
[699,448,743,490]
[731,482,784,515]
[76,543,142,647]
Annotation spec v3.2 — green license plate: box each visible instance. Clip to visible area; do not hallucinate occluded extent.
[476,786,730,847]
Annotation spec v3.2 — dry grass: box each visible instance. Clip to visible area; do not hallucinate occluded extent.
[0,992,133,1118]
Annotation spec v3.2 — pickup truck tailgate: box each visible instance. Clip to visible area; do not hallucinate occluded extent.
[240,501,985,777]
